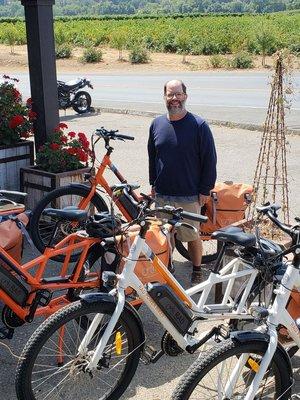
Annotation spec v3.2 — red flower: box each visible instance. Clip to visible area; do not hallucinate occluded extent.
[60,135,68,144]
[78,149,88,162]
[68,131,76,138]
[9,115,25,129]
[12,88,21,100]
[26,98,33,106]
[20,131,30,139]
[28,110,37,120]
[50,143,60,151]
[66,147,77,155]
[58,122,68,130]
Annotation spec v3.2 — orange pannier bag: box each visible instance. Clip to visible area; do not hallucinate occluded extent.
[116,221,170,285]
[202,181,253,235]
[0,213,29,263]
[278,291,300,341]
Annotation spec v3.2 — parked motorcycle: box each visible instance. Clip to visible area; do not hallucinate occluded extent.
[57,77,93,114]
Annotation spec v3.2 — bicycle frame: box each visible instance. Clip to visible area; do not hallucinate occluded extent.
[78,226,260,370]
[223,254,300,400]
[0,231,101,323]
[78,148,139,222]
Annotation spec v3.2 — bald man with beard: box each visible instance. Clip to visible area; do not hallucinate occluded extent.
[148,79,217,284]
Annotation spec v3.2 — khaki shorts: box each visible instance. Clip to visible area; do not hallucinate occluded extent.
[155,197,201,242]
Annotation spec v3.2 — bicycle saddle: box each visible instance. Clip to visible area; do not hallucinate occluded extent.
[43,207,87,221]
[211,226,256,247]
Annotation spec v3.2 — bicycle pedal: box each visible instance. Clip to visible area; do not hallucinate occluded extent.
[37,290,52,307]
[140,345,164,365]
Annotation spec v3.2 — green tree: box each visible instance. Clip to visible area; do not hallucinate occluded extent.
[175,29,190,63]
[256,30,276,66]
[3,24,18,53]
[110,30,128,60]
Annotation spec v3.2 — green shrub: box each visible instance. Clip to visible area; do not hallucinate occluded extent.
[81,47,102,63]
[209,54,224,68]
[230,52,254,69]
[55,44,72,59]
[289,43,300,56]
[3,25,18,53]
[129,47,149,64]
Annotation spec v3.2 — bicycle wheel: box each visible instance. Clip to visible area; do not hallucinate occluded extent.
[16,300,143,400]
[30,185,108,261]
[175,235,222,264]
[172,339,292,400]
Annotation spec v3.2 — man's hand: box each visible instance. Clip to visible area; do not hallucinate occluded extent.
[151,186,156,197]
[198,194,209,207]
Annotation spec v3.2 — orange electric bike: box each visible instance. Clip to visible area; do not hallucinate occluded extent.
[29,128,220,263]
[0,193,109,340]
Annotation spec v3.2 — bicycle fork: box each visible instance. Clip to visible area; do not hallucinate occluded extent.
[223,325,278,400]
[78,290,126,371]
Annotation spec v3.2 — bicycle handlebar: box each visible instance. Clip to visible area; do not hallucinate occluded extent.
[95,127,134,141]
[155,206,208,224]
[256,203,298,237]
[115,134,134,141]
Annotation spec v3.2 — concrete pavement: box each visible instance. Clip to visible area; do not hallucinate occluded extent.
[1,111,300,399]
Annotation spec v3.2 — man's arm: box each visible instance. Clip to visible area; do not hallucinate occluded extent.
[198,122,217,196]
[147,124,157,190]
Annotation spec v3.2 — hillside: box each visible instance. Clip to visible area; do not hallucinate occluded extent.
[0,0,299,18]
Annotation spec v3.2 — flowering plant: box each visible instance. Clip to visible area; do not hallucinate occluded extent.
[0,75,36,146]
[36,123,94,173]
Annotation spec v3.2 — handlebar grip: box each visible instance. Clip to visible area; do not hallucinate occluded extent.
[181,210,208,223]
[115,134,134,141]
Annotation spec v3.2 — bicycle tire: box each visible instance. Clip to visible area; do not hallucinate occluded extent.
[30,185,108,262]
[172,338,292,400]
[16,300,143,400]
[175,235,222,264]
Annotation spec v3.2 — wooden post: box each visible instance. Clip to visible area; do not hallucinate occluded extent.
[20,0,59,152]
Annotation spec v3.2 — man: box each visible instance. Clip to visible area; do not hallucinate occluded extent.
[148,79,217,283]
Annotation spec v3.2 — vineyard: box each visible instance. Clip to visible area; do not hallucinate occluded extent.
[0,11,299,56]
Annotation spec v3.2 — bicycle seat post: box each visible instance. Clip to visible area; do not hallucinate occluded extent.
[212,242,228,274]
[47,220,63,248]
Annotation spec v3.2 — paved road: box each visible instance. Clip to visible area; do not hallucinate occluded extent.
[11,71,300,131]
[1,112,300,399]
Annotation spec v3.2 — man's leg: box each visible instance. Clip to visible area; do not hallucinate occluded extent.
[188,237,203,266]
[188,237,204,284]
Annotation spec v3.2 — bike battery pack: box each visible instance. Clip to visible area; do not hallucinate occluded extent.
[147,283,194,335]
[117,193,139,219]
[0,254,30,306]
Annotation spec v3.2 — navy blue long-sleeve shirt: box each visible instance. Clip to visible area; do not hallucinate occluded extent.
[148,112,217,197]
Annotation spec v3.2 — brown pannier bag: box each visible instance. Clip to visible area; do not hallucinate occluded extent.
[202,181,253,235]
[0,213,29,263]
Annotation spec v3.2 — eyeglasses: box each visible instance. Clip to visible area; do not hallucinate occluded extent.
[165,92,186,99]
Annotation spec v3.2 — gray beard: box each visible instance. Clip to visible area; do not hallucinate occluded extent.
[167,102,186,115]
